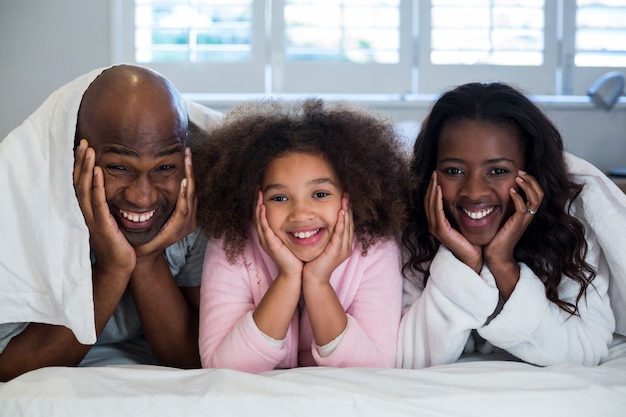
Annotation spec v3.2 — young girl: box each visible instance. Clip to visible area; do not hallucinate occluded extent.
[397,82,617,368]
[194,99,408,373]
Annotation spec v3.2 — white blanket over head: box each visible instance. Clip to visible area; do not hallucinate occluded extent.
[0,66,222,345]
[565,152,626,336]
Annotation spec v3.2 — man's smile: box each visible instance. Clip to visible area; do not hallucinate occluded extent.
[119,208,156,223]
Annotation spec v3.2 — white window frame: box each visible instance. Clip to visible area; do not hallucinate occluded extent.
[560,0,624,96]
[112,0,268,94]
[111,0,625,97]
[274,0,414,94]
[416,0,558,95]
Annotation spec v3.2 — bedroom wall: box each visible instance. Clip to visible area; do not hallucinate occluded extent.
[1,0,625,174]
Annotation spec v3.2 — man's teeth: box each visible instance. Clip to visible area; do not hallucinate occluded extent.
[292,229,320,239]
[463,207,494,220]
[120,209,155,223]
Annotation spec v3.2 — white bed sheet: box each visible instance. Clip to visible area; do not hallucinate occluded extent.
[1,358,625,417]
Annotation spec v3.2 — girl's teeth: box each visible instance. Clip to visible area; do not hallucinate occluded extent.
[463,207,494,220]
[293,229,320,239]
[120,209,155,223]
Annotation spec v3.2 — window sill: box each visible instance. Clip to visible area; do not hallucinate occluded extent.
[184,93,626,112]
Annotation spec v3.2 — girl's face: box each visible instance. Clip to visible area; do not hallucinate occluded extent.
[261,152,343,262]
[436,120,525,246]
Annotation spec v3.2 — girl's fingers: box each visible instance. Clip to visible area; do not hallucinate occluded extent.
[339,195,354,250]
[255,190,279,252]
[254,190,268,245]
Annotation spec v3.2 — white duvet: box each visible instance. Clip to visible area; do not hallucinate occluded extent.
[565,152,626,335]
[1,357,625,417]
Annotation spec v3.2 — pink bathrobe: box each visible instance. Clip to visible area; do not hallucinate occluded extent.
[199,228,403,373]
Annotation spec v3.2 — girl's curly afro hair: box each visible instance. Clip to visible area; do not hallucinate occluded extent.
[194,98,410,262]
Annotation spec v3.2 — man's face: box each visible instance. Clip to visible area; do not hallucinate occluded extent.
[81,99,187,247]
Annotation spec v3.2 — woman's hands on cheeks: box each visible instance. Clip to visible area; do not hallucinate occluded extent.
[73,139,135,276]
[426,172,482,272]
[303,194,354,285]
[425,169,544,299]
[484,170,543,264]
[134,147,198,260]
[483,171,544,297]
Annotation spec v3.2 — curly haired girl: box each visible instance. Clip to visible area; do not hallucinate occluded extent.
[397,82,616,368]
[194,98,409,373]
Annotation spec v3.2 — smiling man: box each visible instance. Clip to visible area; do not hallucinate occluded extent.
[0,65,220,382]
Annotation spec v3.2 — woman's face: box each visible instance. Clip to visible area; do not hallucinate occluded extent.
[436,120,525,246]
[261,152,343,262]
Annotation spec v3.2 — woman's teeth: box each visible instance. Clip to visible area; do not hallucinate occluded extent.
[120,209,155,223]
[463,207,494,220]
[292,229,320,239]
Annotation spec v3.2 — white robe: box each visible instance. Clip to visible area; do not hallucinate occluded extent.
[397,152,626,368]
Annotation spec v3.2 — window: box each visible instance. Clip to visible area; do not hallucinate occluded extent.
[566,0,626,94]
[284,0,401,64]
[575,0,626,67]
[430,0,545,66]
[134,0,253,63]
[113,0,626,96]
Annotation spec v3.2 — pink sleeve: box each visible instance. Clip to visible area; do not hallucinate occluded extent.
[312,239,403,368]
[198,240,288,373]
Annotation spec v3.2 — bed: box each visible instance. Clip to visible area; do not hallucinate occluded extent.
[1,355,626,417]
[2,68,626,417]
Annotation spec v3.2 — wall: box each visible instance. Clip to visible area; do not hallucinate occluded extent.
[0,0,111,139]
[1,0,625,174]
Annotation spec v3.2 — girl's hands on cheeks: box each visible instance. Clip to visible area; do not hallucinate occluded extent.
[73,139,135,276]
[426,172,482,272]
[254,190,303,278]
[135,147,197,260]
[303,194,354,285]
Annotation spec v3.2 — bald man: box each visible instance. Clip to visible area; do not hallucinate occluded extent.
[0,65,210,381]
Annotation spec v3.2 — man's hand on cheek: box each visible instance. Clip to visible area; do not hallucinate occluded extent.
[73,139,136,276]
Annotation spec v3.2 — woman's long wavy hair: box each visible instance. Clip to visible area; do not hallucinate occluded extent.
[402,82,596,315]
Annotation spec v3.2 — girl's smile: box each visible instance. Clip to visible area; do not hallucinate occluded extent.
[437,120,525,246]
[262,152,343,262]
[287,227,327,250]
